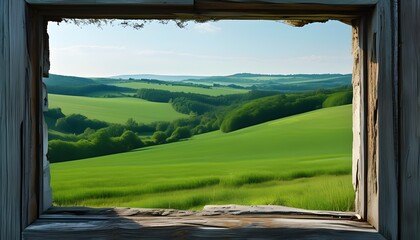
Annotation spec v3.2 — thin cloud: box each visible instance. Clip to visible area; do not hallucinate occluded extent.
[194,23,221,33]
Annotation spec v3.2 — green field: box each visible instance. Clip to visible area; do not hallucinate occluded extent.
[185,74,352,90]
[48,94,188,124]
[239,75,348,83]
[51,105,354,211]
[112,82,248,96]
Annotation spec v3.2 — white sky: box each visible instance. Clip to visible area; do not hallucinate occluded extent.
[48,20,352,77]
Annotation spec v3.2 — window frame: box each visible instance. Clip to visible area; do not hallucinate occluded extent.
[22,0,397,239]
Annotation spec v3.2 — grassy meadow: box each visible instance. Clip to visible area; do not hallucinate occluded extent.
[112,81,248,96]
[51,105,354,211]
[48,94,188,124]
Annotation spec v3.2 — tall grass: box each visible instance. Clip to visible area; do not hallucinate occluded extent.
[58,175,354,211]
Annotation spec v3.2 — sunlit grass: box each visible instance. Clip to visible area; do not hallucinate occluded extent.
[48,94,188,124]
[53,175,354,211]
[51,105,353,211]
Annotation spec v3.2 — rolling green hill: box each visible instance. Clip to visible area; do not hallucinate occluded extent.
[112,74,206,82]
[186,74,352,92]
[43,74,96,86]
[44,74,135,97]
[51,105,353,211]
[112,81,247,96]
[48,94,188,124]
[188,73,351,84]
[45,73,352,97]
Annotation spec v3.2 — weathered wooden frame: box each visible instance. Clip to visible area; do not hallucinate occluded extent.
[16,0,398,239]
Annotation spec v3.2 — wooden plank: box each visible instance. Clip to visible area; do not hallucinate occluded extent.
[25,206,384,239]
[0,0,34,239]
[0,1,14,239]
[23,215,384,240]
[26,0,376,6]
[375,0,399,239]
[26,0,193,5]
[42,205,357,219]
[365,4,379,230]
[26,0,373,19]
[24,206,384,239]
[363,0,398,238]
[34,11,361,21]
[2,0,20,238]
[194,0,376,12]
[203,0,378,4]
[25,9,42,228]
[400,0,420,239]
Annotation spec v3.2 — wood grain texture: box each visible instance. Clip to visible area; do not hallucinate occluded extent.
[400,0,420,239]
[204,0,378,4]
[27,0,371,19]
[23,206,384,240]
[26,0,193,5]
[375,0,399,239]
[43,205,358,218]
[23,219,385,240]
[193,0,374,17]
[0,0,32,239]
[365,5,379,230]
[26,11,42,228]
[26,0,376,5]
[362,0,399,238]
[33,17,48,216]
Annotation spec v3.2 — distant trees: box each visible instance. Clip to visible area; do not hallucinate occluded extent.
[125,118,155,133]
[44,108,65,120]
[220,90,349,132]
[171,97,214,115]
[44,108,66,131]
[167,126,192,143]
[48,127,144,163]
[48,84,135,97]
[119,130,144,150]
[152,131,167,144]
[135,88,280,116]
[55,114,108,134]
[135,89,174,102]
[220,93,327,132]
[322,90,352,108]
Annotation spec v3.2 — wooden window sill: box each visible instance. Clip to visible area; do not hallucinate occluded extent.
[23,205,384,239]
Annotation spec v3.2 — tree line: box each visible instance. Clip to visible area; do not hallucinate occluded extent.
[135,88,280,114]
[46,86,352,163]
[46,109,206,162]
[48,84,135,97]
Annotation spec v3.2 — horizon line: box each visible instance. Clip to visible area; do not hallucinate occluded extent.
[48,72,353,79]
